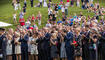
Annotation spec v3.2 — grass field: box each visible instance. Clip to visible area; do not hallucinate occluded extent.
[0,0,105,29]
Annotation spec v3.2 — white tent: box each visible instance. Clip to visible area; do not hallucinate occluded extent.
[0,22,12,27]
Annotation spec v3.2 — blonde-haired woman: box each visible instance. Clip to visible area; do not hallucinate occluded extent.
[60,32,67,60]
[14,32,21,60]
[50,33,58,60]
[6,33,12,60]
[74,27,82,60]
[30,33,38,60]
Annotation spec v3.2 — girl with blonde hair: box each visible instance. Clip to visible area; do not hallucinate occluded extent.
[50,33,58,60]
[6,32,12,60]
[14,31,21,60]
[30,33,38,60]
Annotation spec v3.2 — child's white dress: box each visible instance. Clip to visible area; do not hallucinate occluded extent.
[61,6,65,13]
[43,0,47,7]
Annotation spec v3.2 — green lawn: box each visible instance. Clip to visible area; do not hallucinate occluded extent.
[0,0,105,29]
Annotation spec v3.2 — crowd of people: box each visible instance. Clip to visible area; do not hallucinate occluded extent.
[0,0,105,60]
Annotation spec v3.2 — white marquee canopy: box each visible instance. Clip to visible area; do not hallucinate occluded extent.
[0,22,12,27]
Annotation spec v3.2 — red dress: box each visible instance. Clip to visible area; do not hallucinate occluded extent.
[32,16,35,21]
[19,18,25,26]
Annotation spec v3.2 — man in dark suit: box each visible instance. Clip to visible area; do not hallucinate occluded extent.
[43,32,51,60]
[36,35,44,60]
[65,31,74,60]
[19,30,29,60]
[11,35,16,60]
[40,28,51,60]
[99,30,105,60]
[82,25,90,60]
[0,28,7,60]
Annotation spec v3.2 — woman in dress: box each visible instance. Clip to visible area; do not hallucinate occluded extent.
[74,27,82,60]
[60,32,67,60]
[30,33,38,60]
[50,33,58,60]
[28,30,33,60]
[14,31,21,60]
[6,33,12,60]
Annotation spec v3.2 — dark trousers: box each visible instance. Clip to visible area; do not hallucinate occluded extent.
[40,2,42,7]
[82,44,89,60]
[43,49,51,60]
[2,50,6,60]
[12,54,16,60]
[24,3,27,7]
[65,46,74,60]
[102,44,105,60]
[31,1,33,7]
[21,47,28,60]
[38,48,44,60]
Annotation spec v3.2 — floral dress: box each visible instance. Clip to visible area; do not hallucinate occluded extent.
[6,40,12,55]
